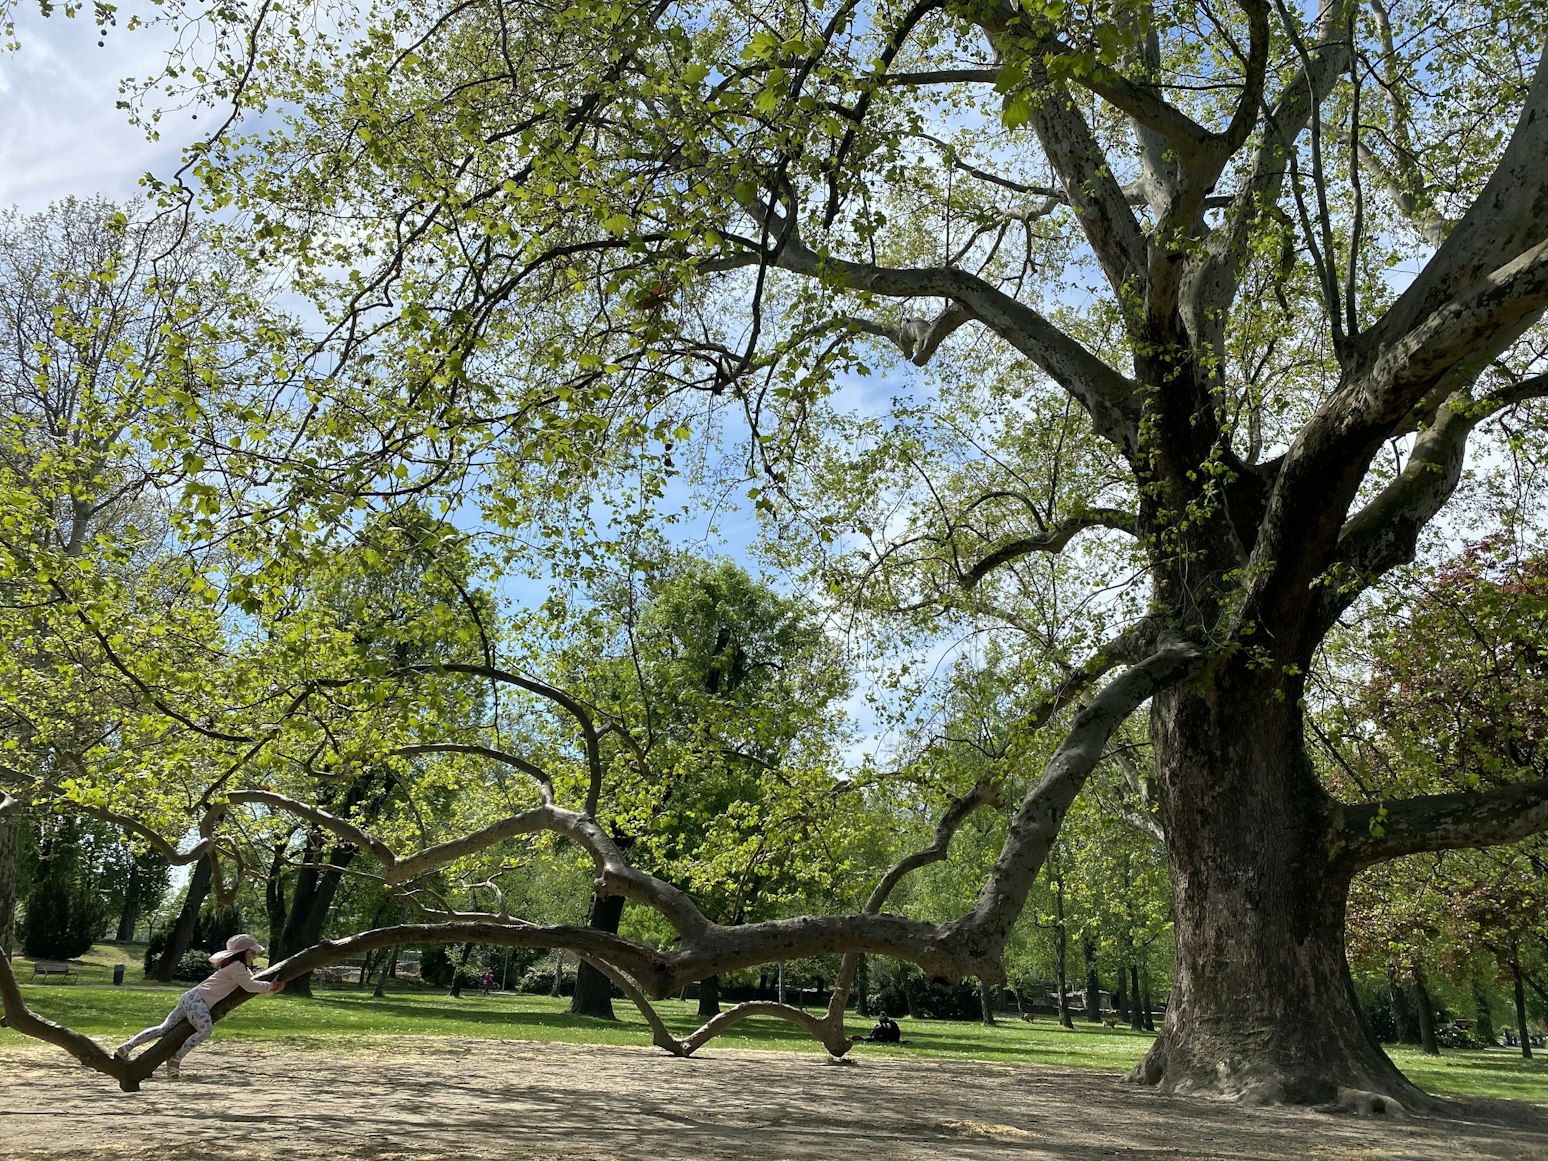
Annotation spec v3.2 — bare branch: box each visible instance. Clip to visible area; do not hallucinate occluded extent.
[865,779,1003,914]
[961,508,1138,586]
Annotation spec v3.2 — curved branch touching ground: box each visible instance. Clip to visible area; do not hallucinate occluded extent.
[680,999,854,1057]
[77,922,676,1091]
[574,956,690,1056]
[0,950,126,1085]
[667,775,1010,1060]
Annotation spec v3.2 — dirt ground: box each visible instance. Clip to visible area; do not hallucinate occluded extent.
[2,1038,1547,1161]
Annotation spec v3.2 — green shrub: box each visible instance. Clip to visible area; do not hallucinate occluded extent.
[173,949,215,982]
[21,872,105,961]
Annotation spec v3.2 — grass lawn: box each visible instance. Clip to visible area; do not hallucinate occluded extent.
[8,943,1546,1104]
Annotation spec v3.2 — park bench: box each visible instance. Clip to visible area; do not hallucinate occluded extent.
[32,960,72,977]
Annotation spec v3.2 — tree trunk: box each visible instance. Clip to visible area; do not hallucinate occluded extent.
[855,955,871,1018]
[448,941,473,997]
[1412,965,1440,1056]
[1511,958,1534,1061]
[274,830,357,996]
[1130,963,1144,1031]
[980,979,996,1025]
[373,945,398,998]
[1470,977,1495,1047]
[1082,937,1101,1023]
[1140,964,1155,1032]
[0,811,18,956]
[697,972,721,1018]
[569,893,623,1019]
[114,886,140,943]
[1387,965,1418,1043]
[1135,682,1430,1109]
[149,855,213,982]
[1054,874,1073,1029]
[1113,955,1128,1023]
[264,840,289,956]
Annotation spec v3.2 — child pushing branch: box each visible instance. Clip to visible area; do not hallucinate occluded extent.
[115,935,286,1078]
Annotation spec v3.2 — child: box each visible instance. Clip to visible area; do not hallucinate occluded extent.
[115,934,286,1077]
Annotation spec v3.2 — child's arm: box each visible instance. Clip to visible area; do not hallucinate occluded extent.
[227,961,286,994]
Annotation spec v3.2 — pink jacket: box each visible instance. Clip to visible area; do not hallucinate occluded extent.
[184,959,278,1007]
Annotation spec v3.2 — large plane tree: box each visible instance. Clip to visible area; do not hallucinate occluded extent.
[3,0,1548,1113]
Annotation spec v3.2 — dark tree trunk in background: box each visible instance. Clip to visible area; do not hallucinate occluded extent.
[1083,937,1101,1023]
[0,811,18,956]
[1470,977,1495,1046]
[448,942,473,996]
[274,830,357,996]
[1130,963,1144,1031]
[1135,680,1427,1106]
[1140,965,1155,1032]
[1388,966,1418,1043]
[115,885,141,943]
[149,855,213,982]
[1054,874,1073,1029]
[569,893,623,1019]
[697,973,721,1018]
[855,955,871,1017]
[1511,959,1534,1060]
[373,945,399,998]
[264,840,289,956]
[1412,966,1439,1056]
[980,979,996,1025]
[549,950,565,996]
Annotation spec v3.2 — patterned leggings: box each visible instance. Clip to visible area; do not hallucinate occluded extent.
[121,993,214,1061]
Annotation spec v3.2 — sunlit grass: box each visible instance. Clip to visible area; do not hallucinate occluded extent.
[7,944,1546,1104]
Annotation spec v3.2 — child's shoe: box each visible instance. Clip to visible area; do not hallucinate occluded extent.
[112,1045,131,1062]
[165,1059,181,1079]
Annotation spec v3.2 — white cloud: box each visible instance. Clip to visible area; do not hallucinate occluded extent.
[0,13,190,210]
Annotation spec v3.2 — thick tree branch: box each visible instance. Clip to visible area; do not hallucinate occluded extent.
[1334,778,1548,873]
[1356,39,1548,376]
[768,235,1140,455]
[943,633,1204,962]
[864,779,1002,914]
[1316,374,1548,631]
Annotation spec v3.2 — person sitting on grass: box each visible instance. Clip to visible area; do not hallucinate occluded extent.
[114,934,286,1078]
[851,1011,902,1044]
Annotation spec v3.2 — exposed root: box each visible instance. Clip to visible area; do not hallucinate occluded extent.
[1330,1088,1408,1117]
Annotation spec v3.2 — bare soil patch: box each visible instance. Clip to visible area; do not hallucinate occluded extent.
[2,1038,1546,1160]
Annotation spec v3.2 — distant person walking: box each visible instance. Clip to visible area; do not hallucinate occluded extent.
[115,935,285,1078]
